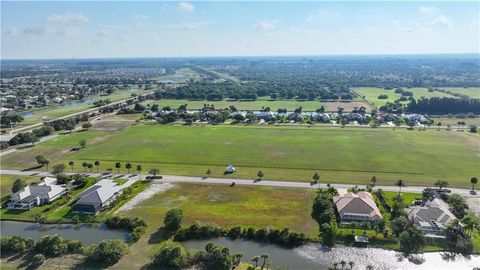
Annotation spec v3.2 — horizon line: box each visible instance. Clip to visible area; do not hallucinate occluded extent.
[2,52,479,61]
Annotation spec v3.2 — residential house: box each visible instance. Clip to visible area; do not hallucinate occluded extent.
[8,177,67,210]
[254,111,275,120]
[311,113,331,123]
[333,191,383,222]
[72,179,124,214]
[406,198,457,237]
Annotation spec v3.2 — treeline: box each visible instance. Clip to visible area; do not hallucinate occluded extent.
[104,216,147,242]
[311,188,339,246]
[173,223,308,248]
[408,97,480,114]
[1,234,128,268]
[156,81,353,101]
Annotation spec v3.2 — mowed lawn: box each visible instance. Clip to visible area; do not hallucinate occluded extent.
[143,97,371,112]
[2,124,479,188]
[354,87,456,108]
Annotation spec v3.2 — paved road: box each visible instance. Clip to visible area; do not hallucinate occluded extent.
[1,169,477,198]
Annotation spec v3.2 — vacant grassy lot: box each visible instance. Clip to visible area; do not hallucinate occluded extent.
[112,182,316,269]
[143,97,372,112]
[430,117,480,126]
[354,87,456,108]
[2,124,478,188]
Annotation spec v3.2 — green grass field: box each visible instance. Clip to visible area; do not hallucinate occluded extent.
[354,87,457,108]
[439,87,480,99]
[1,124,478,188]
[15,88,146,127]
[143,97,371,112]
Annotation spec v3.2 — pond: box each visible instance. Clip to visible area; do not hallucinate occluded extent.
[182,238,480,270]
[19,111,33,118]
[0,221,130,245]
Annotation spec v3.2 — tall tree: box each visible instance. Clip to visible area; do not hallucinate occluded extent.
[115,162,121,173]
[434,180,448,192]
[260,253,269,270]
[257,170,264,180]
[163,208,183,231]
[94,160,101,173]
[370,176,377,187]
[82,162,88,172]
[149,168,159,176]
[312,172,320,183]
[471,177,478,191]
[395,179,406,196]
[52,164,66,175]
[125,163,132,174]
[68,161,74,172]
[251,256,260,268]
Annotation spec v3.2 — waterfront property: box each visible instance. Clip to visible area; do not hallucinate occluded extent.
[72,179,127,214]
[7,177,66,210]
[406,198,457,237]
[333,191,383,223]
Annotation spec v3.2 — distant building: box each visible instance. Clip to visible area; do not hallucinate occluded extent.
[406,198,457,237]
[254,111,275,120]
[72,179,124,215]
[333,191,383,222]
[312,113,331,123]
[8,177,67,210]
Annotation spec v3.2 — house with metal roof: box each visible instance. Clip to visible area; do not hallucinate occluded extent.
[406,198,457,237]
[333,191,383,223]
[71,179,125,214]
[8,177,67,210]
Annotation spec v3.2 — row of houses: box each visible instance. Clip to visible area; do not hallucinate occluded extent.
[332,190,458,238]
[7,177,130,215]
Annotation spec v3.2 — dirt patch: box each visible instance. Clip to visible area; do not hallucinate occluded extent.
[117,182,174,212]
[465,197,480,217]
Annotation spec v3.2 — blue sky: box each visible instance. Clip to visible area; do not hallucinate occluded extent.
[1,1,479,59]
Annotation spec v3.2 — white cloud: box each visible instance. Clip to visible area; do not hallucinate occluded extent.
[2,27,18,36]
[158,21,216,30]
[97,29,112,38]
[418,6,438,15]
[399,22,429,33]
[47,12,88,23]
[22,26,48,35]
[429,15,452,27]
[255,20,277,31]
[465,21,480,32]
[55,26,80,36]
[177,2,194,13]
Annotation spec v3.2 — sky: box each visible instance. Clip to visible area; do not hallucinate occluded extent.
[1,1,479,59]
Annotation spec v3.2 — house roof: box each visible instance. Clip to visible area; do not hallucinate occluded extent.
[333,191,383,219]
[11,178,65,201]
[76,179,123,206]
[407,198,456,227]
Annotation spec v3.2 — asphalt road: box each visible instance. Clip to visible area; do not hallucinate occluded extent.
[1,169,477,198]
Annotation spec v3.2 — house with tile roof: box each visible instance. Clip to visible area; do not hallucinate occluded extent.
[406,198,457,237]
[8,177,67,210]
[333,191,383,223]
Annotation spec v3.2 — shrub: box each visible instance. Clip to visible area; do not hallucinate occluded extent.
[130,226,146,242]
[152,241,188,269]
[164,208,183,232]
[1,236,28,254]
[34,235,66,257]
[87,240,128,267]
[32,254,46,267]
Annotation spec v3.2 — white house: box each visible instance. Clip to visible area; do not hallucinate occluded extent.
[406,198,457,237]
[8,177,67,210]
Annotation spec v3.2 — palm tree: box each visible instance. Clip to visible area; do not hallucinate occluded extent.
[149,168,159,176]
[370,176,377,187]
[257,170,264,180]
[115,162,121,173]
[366,265,374,270]
[206,169,211,177]
[136,165,142,175]
[87,163,93,172]
[68,161,74,172]
[340,260,346,269]
[45,160,50,171]
[125,163,132,174]
[471,177,478,191]
[434,180,448,192]
[348,261,354,270]
[251,256,260,268]
[260,253,269,270]
[82,162,88,172]
[312,172,320,183]
[332,262,339,270]
[395,179,406,196]
[94,160,100,173]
